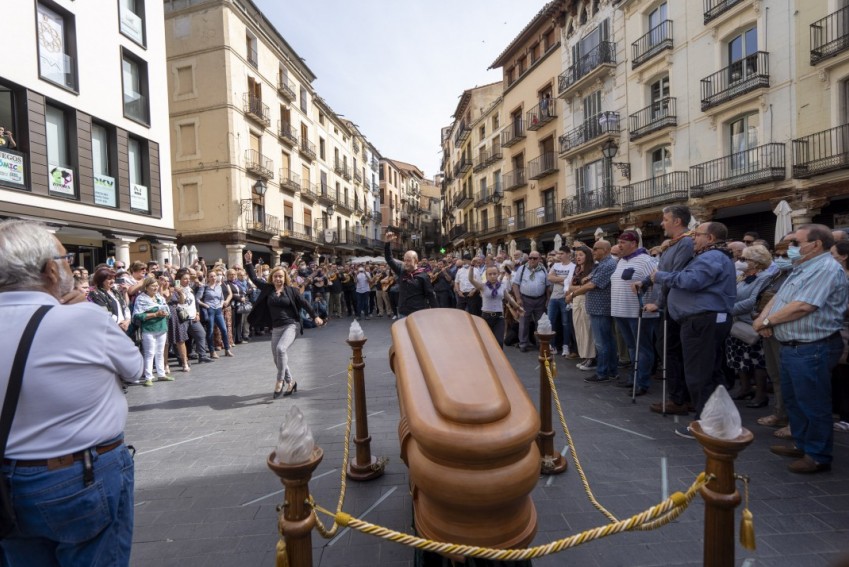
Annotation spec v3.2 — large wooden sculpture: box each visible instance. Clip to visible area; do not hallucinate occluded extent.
[389,309,541,549]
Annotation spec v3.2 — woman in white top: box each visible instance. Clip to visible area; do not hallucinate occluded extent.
[469,265,523,348]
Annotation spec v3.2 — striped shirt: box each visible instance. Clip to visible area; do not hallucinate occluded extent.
[611,252,659,319]
[768,252,848,343]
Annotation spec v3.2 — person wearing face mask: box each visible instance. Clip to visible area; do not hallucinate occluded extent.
[754,224,849,473]
[728,241,747,277]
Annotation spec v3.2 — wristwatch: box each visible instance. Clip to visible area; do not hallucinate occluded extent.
[762,318,771,328]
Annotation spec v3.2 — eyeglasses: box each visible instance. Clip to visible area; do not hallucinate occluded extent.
[774,253,788,258]
[529,256,540,260]
[53,252,75,263]
[693,231,708,237]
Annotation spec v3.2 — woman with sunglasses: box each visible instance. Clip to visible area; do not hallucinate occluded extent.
[468,264,523,348]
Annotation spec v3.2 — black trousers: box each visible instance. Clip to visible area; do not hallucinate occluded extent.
[343,289,355,315]
[658,314,689,405]
[435,291,453,309]
[679,312,732,419]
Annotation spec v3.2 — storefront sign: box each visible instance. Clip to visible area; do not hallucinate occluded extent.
[49,165,74,195]
[94,174,117,207]
[508,216,515,227]
[0,149,25,188]
[130,183,149,211]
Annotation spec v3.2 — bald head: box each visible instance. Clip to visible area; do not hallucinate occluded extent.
[403,250,418,272]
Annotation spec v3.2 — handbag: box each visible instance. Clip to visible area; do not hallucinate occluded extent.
[0,305,52,539]
[730,320,760,346]
[236,302,252,315]
[177,305,192,322]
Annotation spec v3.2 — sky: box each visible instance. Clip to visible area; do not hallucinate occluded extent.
[254,1,548,180]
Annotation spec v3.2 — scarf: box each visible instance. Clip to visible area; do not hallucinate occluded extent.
[133,291,164,316]
[623,247,648,261]
[695,240,733,258]
[402,267,427,282]
[485,280,502,298]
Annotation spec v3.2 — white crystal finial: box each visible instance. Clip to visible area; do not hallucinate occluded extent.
[348,320,366,341]
[537,313,552,334]
[274,406,316,464]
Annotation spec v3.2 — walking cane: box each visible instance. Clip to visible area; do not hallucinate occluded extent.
[661,306,668,416]
[631,290,644,404]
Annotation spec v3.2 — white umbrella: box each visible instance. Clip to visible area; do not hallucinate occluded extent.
[774,200,793,244]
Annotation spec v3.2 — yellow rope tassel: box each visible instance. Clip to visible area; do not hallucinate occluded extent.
[737,474,756,550]
[275,538,289,567]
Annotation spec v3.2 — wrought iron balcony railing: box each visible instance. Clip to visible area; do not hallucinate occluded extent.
[558,41,616,96]
[336,195,354,212]
[279,168,301,193]
[277,76,296,101]
[449,223,469,241]
[454,120,471,146]
[518,206,559,230]
[503,168,527,191]
[343,166,352,181]
[487,141,503,164]
[354,169,362,183]
[561,187,620,217]
[282,221,315,242]
[792,124,849,178]
[501,120,526,148]
[243,93,270,127]
[704,0,745,24]
[318,183,335,203]
[245,149,273,179]
[299,139,316,161]
[474,148,490,172]
[528,152,558,180]
[334,158,345,176]
[300,182,320,201]
[559,111,621,156]
[700,52,770,111]
[690,142,786,196]
[811,6,849,65]
[632,20,673,69]
[474,190,491,206]
[277,121,298,146]
[621,171,689,211]
[526,98,557,131]
[629,97,677,141]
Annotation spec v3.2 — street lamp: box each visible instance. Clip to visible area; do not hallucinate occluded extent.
[325,203,335,216]
[601,140,631,180]
[491,191,503,204]
[253,179,268,195]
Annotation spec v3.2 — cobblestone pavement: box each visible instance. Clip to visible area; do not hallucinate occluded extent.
[127,313,849,567]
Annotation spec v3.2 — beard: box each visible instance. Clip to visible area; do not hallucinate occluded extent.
[56,262,75,296]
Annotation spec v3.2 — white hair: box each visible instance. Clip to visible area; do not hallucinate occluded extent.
[0,220,59,291]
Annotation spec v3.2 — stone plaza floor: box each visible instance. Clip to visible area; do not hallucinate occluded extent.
[126,313,849,567]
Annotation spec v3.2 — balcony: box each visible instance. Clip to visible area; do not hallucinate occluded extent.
[372,211,382,224]
[690,143,786,197]
[336,195,354,213]
[299,139,316,162]
[277,121,298,147]
[281,221,315,243]
[454,191,473,209]
[562,187,621,217]
[354,169,362,183]
[621,172,689,212]
[528,152,558,180]
[279,168,300,193]
[243,93,270,127]
[343,166,352,181]
[792,124,849,179]
[526,98,557,131]
[811,7,849,65]
[629,98,677,141]
[559,111,621,158]
[558,41,616,98]
[516,206,559,230]
[353,140,360,153]
[449,223,469,241]
[245,149,273,179]
[242,202,279,236]
[247,46,258,68]
[487,141,503,164]
[371,157,379,171]
[334,158,345,176]
[453,155,472,178]
[503,168,527,191]
[473,148,490,172]
[632,20,673,69]
[501,120,526,148]
[277,76,296,101]
[317,183,335,204]
[704,0,746,24]
[475,190,491,206]
[454,120,471,146]
[300,182,320,202]
[700,52,770,112]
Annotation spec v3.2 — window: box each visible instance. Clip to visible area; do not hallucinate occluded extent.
[92,122,117,207]
[493,170,502,193]
[46,104,75,197]
[174,64,195,98]
[118,0,146,46]
[492,114,500,130]
[530,43,541,64]
[577,159,608,195]
[122,49,149,124]
[573,20,609,72]
[544,28,556,51]
[300,86,308,113]
[36,2,77,90]
[543,188,556,221]
[479,125,485,141]
[319,112,325,125]
[650,146,672,178]
[246,32,257,67]
[128,136,149,212]
[728,27,758,83]
[516,199,526,229]
[729,113,759,170]
[648,2,667,47]
[650,76,670,119]
[319,137,326,160]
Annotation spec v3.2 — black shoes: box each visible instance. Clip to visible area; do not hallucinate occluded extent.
[283,382,298,397]
[273,382,284,399]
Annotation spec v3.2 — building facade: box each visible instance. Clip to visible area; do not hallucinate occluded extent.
[1,0,176,268]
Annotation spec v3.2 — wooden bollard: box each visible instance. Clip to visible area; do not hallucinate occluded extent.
[267,447,323,567]
[536,330,567,475]
[690,422,753,567]
[346,337,385,481]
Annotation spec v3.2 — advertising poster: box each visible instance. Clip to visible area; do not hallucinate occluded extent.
[0,149,25,188]
[94,174,117,207]
[49,165,74,195]
[130,183,149,211]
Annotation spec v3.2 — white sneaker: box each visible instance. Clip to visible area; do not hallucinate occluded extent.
[391,315,398,320]
[561,346,569,357]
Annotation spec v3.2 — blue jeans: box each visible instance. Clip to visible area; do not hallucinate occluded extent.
[356,292,370,317]
[780,334,843,465]
[547,298,575,351]
[204,307,230,351]
[590,314,618,379]
[0,442,134,566]
[615,317,657,390]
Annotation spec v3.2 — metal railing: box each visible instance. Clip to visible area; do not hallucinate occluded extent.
[526,98,557,131]
[811,6,849,65]
[475,190,491,206]
[242,203,279,234]
[521,206,559,229]
[245,149,273,179]
[336,194,354,212]
[474,148,490,172]
[454,120,471,146]
[501,120,526,147]
[629,98,677,141]
[299,139,316,161]
[278,121,298,146]
[632,20,673,69]
[334,158,345,176]
[792,124,849,178]
[277,76,296,101]
[449,223,469,240]
[503,168,527,191]
[704,0,745,24]
[453,155,471,177]
[621,172,689,211]
[354,169,362,183]
[690,142,786,196]
[561,187,620,216]
[488,141,503,164]
[528,152,558,179]
[700,51,770,111]
[247,46,258,68]
[279,168,301,193]
[300,182,320,200]
[243,93,270,126]
[282,221,315,242]
[559,111,621,155]
[558,41,616,95]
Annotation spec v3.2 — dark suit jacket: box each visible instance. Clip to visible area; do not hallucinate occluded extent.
[245,263,316,335]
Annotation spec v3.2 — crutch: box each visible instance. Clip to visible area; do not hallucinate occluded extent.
[631,290,644,404]
[661,306,668,416]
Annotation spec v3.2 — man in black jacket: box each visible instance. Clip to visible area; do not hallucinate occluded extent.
[384,232,437,317]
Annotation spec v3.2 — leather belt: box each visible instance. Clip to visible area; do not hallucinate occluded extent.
[4,440,124,470]
[482,311,503,318]
[521,293,545,299]
[779,331,841,348]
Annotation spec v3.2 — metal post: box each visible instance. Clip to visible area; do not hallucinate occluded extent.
[535,330,567,475]
[266,447,323,567]
[690,422,753,567]
[346,337,385,480]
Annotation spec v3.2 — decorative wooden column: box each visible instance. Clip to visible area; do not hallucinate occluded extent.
[266,447,324,567]
[346,337,385,481]
[536,330,567,475]
[690,422,753,567]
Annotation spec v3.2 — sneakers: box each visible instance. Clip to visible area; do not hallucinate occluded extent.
[143,379,154,387]
[565,352,580,360]
[561,346,569,357]
[391,315,398,320]
[674,426,695,439]
[650,401,689,415]
[584,375,610,384]
[157,375,175,382]
[576,359,597,371]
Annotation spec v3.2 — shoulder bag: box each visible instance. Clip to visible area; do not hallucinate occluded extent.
[730,319,761,346]
[0,305,52,539]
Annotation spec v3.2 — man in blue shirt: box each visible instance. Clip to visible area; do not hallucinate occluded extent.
[754,224,848,473]
[652,222,736,438]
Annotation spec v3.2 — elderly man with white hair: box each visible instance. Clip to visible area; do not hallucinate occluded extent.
[0,219,142,565]
[384,231,437,317]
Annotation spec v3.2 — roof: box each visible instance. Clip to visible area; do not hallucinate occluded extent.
[489,1,563,69]
[451,81,502,119]
[241,0,317,82]
[385,159,424,179]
